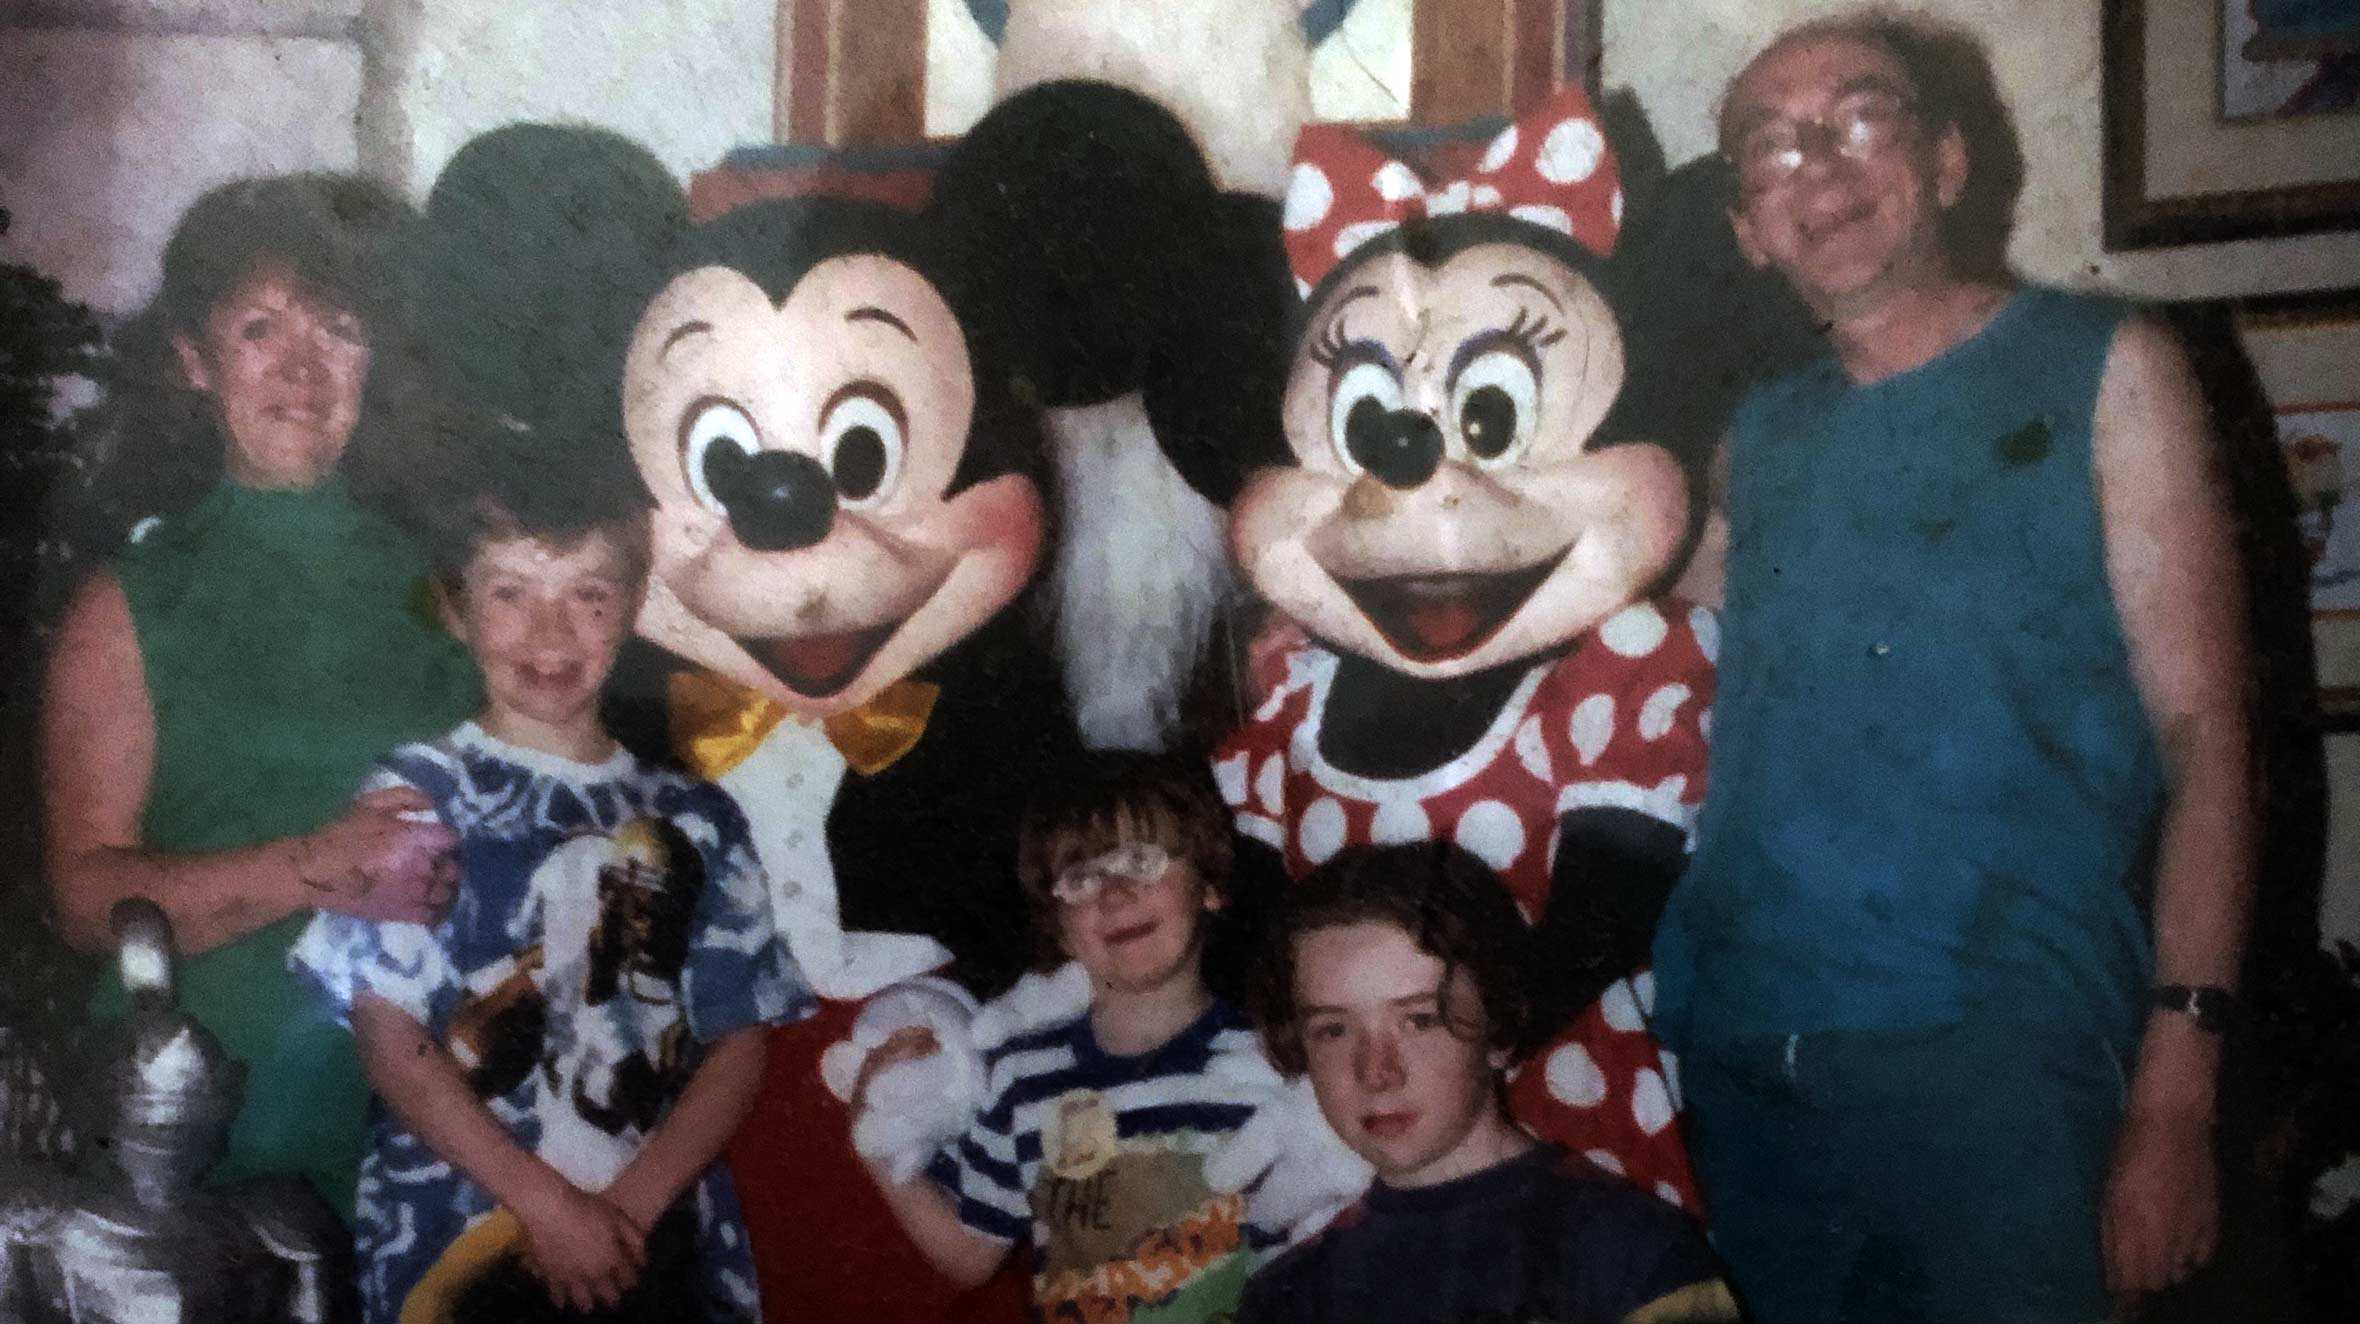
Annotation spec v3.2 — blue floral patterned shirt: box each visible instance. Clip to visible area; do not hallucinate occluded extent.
[292,721,810,1322]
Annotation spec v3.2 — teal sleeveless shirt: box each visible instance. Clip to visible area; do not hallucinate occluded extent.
[95,477,479,1218]
[1655,288,2162,1057]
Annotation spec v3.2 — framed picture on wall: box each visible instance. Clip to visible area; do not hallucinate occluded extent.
[2282,403,2360,614]
[2103,0,2360,248]
[2242,286,2360,723]
[769,0,1598,147]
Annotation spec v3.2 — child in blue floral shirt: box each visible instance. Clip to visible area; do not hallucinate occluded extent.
[293,489,809,1323]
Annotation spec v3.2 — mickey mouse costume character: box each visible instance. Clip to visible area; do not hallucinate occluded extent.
[617,194,1074,1322]
[1214,88,1713,1212]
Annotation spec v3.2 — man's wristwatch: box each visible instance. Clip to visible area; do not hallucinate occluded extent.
[2151,984,2237,1034]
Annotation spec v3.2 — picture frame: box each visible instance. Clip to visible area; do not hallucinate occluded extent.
[2236,285,2360,725]
[769,0,1598,148]
[2101,0,2360,250]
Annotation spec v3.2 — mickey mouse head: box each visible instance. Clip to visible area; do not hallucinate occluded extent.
[622,201,1047,713]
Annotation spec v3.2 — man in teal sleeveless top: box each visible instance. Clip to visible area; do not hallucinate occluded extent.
[1652,13,2254,1322]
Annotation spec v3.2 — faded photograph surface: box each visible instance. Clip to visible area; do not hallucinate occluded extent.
[3,3,2358,1322]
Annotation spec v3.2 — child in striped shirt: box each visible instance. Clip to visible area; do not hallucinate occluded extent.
[854,751,1269,1321]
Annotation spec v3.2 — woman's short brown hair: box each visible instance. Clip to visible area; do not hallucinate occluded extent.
[1252,841,1537,1076]
[1014,751,1234,970]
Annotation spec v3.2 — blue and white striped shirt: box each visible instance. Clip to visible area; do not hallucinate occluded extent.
[929,999,1271,1319]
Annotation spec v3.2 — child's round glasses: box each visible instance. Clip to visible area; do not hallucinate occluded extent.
[1729,90,1918,191]
[1051,843,1175,906]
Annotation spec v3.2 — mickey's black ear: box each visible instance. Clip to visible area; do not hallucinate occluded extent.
[401,123,688,440]
[1602,154,1817,468]
[1140,192,1299,506]
[929,80,1215,407]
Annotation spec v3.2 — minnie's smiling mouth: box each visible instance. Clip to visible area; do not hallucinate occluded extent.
[1337,551,1566,663]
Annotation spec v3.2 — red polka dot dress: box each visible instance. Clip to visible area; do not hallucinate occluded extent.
[1217,599,1716,1212]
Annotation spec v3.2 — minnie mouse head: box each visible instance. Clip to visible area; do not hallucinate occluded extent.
[1233,91,1690,680]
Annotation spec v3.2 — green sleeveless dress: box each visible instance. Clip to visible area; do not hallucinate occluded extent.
[91,476,479,1219]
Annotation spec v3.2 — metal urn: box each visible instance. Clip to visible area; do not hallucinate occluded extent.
[0,899,354,1322]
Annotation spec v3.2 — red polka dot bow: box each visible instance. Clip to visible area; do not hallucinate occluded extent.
[1281,86,1623,294]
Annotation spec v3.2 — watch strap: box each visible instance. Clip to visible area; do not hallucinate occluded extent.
[2150,984,2236,1033]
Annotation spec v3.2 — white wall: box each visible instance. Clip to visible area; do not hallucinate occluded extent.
[0,0,774,315]
[1601,0,2360,302]
[366,0,773,203]
[0,3,364,313]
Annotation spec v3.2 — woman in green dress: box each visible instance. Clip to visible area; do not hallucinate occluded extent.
[41,175,481,1220]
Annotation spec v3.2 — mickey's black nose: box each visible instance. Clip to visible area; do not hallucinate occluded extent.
[708,448,836,551]
[1347,405,1446,490]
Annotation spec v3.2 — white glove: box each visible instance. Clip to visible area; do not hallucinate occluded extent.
[820,964,1096,1185]
[968,960,1094,1052]
[1201,1048,1374,1242]
[819,976,984,1184]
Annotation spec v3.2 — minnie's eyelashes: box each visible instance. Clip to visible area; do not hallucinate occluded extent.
[1308,312,1355,370]
[1504,306,1566,352]
[1309,302,1562,374]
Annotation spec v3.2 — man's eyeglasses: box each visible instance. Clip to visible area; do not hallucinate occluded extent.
[1727,90,1918,191]
[1050,842,1176,906]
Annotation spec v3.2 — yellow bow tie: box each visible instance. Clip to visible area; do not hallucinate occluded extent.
[670,670,940,779]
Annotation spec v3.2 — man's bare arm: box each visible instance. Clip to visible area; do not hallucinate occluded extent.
[2089,313,2256,1296]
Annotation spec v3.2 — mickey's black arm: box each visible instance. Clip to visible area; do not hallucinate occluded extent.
[1530,808,1691,1035]
[927,80,1296,506]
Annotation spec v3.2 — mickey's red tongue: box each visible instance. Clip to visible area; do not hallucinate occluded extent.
[754,625,894,698]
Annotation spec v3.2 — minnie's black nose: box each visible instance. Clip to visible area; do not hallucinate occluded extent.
[1347,404,1446,490]
[707,447,836,551]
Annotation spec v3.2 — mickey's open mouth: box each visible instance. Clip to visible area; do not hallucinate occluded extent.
[1337,551,1565,664]
[748,621,903,698]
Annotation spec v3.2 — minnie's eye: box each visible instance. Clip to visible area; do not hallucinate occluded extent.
[1327,360,1403,476]
[1451,349,1539,466]
[681,399,759,515]
[819,386,905,508]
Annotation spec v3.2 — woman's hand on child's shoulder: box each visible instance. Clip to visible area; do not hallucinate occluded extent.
[294,786,459,925]
[514,1177,648,1313]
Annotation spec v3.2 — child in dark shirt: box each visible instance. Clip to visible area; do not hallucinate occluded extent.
[1240,842,1738,1324]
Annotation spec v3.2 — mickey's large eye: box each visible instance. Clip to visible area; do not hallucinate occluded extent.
[1451,349,1539,467]
[681,398,760,515]
[818,383,905,509]
[1327,359,1403,476]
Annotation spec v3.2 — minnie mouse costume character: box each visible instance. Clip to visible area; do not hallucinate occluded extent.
[619,196,1069,1322]
[1215,89,1713,1211]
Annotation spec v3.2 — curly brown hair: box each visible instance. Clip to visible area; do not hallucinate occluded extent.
[66,174,418,546]
[1253,842,1537,1076]
[1014,751,1234,971]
